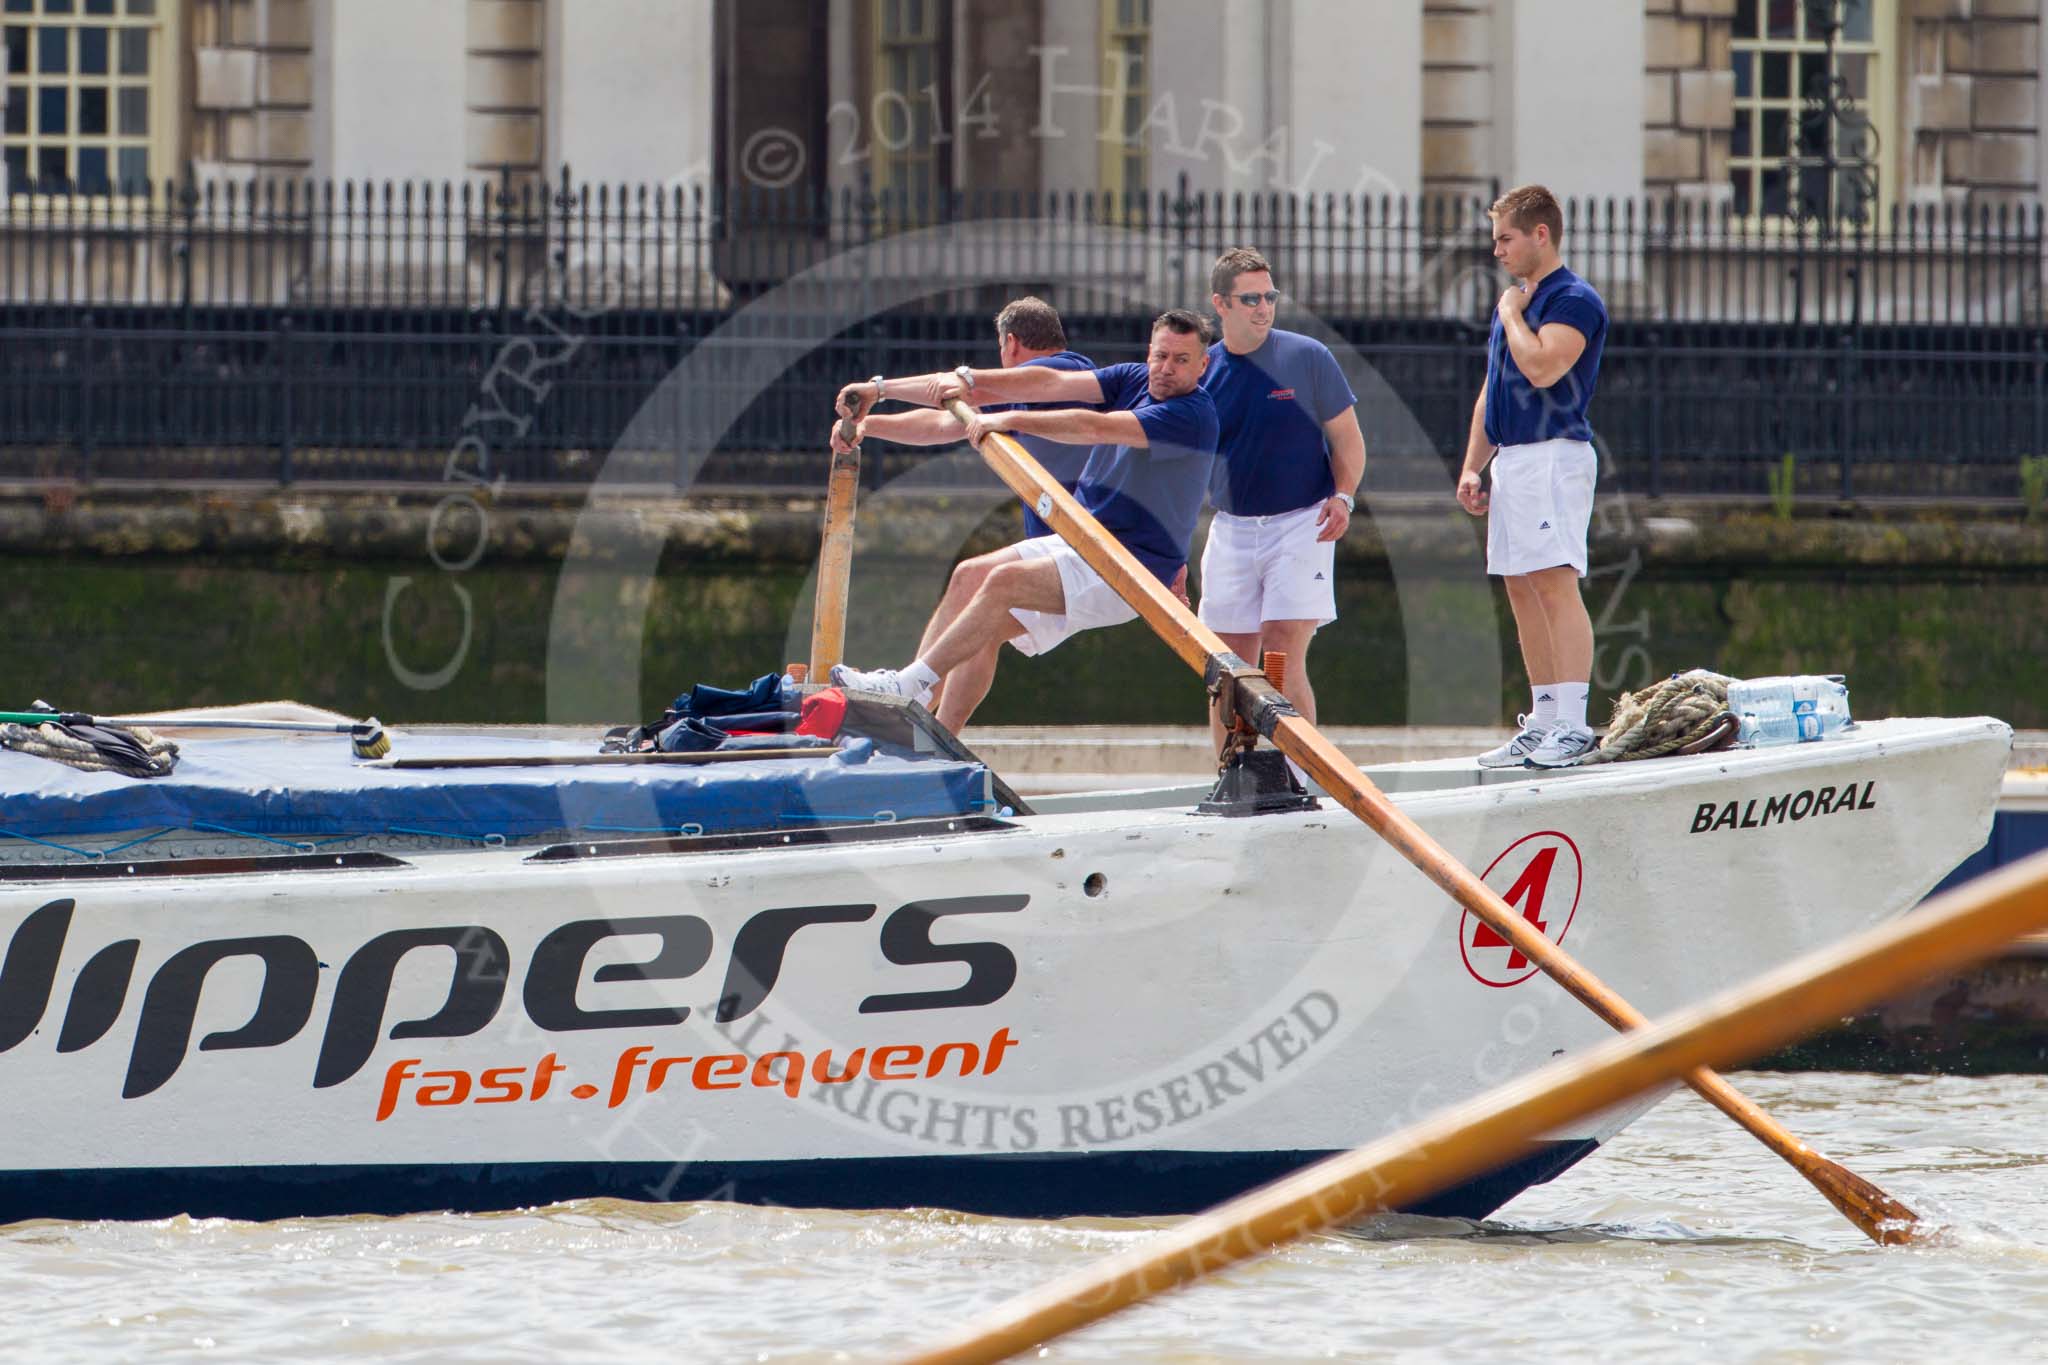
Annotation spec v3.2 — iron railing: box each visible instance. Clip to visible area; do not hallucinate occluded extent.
[1,169,2042,500]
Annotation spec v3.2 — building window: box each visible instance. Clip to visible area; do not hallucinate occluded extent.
[1100,0,1150,207]
[3,0,170,197]
[870,0,945,204]
[1729,0,1892,226]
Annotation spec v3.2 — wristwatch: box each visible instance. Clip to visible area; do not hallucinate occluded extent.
[1334,491,1356,512]
[869,374,886,401]
[953,364,976,391]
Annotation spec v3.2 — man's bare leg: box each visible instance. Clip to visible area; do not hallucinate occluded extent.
[1257,618,1320,723]
[1502,573,1557,692]
[919,547,1018,714]
[923,558,1067,732]
[933,640,1004,734]
[1525,565,1592,684]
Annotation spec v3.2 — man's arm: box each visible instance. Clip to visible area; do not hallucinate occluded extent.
[1456,382,1491,515]
[846,408,964,448]
[965,406,1143,448]
[945,366,1105,407]
[1497,313,1588,390]
[1314,406,1367,542]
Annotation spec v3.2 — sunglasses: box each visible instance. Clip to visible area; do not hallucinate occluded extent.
[1231,290,1281,307]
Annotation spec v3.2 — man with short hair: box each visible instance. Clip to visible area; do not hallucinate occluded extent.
[1199,247,1367,744]
[1457,184,1610,768]
[829,310,1219,733]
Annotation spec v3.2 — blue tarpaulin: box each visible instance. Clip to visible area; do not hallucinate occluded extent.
[0,734,991,842]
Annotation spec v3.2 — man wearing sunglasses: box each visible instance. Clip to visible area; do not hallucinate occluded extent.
[1198,247,1367,754]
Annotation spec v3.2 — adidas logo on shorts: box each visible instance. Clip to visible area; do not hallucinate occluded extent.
[1538,520,1551,529]
[1314,572,1325,580]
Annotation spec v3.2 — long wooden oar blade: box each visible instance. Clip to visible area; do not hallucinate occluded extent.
[946,406,1921,1245]
[809,417,863,679]
[903,850,2048,1365]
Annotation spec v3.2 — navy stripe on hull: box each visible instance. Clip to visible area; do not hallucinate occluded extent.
[0,1141,1598,1226]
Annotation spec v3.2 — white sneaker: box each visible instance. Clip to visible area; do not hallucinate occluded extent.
[829,663,933,706]
[1525,724,1598,769]
[1477,715,1553,769]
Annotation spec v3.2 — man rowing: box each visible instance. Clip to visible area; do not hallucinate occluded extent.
[828,310,1219,732]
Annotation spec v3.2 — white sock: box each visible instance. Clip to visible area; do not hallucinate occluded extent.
[1530,686,1558,727]
[903,659,941,692]
[1555,682,1590,732]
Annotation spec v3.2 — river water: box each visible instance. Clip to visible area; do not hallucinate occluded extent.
[5,1070,2044,1362]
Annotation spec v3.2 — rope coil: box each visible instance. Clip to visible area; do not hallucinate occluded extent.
[0,720,179,778]
[1584,669,1741,764]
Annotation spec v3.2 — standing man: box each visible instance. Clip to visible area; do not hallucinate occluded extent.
[1457,184,1610,768]
[1199,248,1367,747]
[832,297,1094,716]
[829,311,1218,733]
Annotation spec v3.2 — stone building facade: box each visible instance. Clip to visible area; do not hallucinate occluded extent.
[2,0,2040,217]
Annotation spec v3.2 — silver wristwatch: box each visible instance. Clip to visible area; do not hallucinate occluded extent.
[869,374,886,401]
[1334,491,1355,512]
[953,364,976,392]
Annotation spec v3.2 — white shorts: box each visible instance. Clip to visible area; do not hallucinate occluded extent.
[1196,504,1337,633]
[1486,438,1597,578]
[1005,535,1138,657]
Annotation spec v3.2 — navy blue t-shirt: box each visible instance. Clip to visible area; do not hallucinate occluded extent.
[1202,329,1358,516]
[1073,363,1219,584]
[1484,266,1608,447]
[982,350,1097,539]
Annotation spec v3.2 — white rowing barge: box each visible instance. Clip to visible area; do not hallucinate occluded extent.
[0,701,2009,1224]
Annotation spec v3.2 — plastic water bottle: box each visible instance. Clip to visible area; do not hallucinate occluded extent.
[1727,675,1852,747]
[779,662,809,708]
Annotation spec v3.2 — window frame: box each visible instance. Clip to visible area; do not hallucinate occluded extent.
[2,0,178,204]
[1727,0,1897,232]
[1098,0,1150,208]
[867,0,948,206]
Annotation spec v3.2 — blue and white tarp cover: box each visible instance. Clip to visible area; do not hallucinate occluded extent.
[0,734,991,842]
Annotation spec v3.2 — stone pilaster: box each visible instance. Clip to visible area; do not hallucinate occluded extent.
[1643,0,1736,206]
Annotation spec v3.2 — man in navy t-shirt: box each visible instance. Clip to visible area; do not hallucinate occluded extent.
[1455,184,1610,770]
[1199,247,1366,749]
[829,311,1218,732]
[833,295,1095,542]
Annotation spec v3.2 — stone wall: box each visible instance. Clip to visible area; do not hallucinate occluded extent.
[1643,0,1736,205]
[190,0,314,182]
[467,0,544,178]
[1904,0,2043,209]
[1421,0,1493,199]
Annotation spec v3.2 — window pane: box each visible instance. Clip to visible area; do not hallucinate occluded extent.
[1732,50,1752,98]
[38,25,66,73]
[116,142,143,189]
[116,81,141,132]
[1843,0,1872,42]
[1762,51,1789,99]
[1797,107,1827,157]
[1798,50,1828,101]
[1839,52,1868,99]
[2,83,21,131]
[1731,168,1752,216]
[37,81,63,132]
[76,143,106,192]
[46,0,75,12]
[78,81,103,132]
[79,24,105,73]
[1766,0,1796,38]
[2,144,23,186]
[35,143,64,187]
[1798,167,1829,220]
[1760,166,1787,216]
[4,26,23,73]
[2,0,28,13]
[86,0,115,11]
[1735,0,1757,39]
[125,0,154,12]
[1731,110,1752,157]
[1837,169,1873,223]
[117,26,144,73]
[1763,107,1788,156]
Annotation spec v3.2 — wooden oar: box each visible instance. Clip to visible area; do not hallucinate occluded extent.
[809,400,870,679]
[944,400,1919,1246]
[903,849,2048,1365]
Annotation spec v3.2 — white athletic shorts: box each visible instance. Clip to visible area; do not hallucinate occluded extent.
[1196,504,1337,633]
[1005,535,1138,657]
[1486,438,1598,578]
